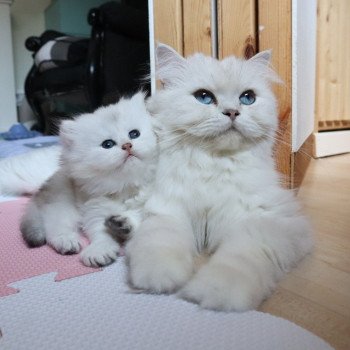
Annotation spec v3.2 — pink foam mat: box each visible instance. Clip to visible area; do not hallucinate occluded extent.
[0,198,101,297]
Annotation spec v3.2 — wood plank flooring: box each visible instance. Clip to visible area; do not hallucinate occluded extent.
[260,153,350,350]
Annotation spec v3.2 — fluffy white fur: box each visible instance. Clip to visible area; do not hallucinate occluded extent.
[0,145,61,196]
[20,93,157,267]
[126,44,313,311]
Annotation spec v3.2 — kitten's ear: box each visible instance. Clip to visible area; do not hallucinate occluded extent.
[131,91,146,104]
[131,91,149,115]
[155,43,186,86]
[249,50,272,65]
[59,119,77,148]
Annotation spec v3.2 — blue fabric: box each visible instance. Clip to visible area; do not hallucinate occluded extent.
[0,124,41,140]
[0,135,60,159]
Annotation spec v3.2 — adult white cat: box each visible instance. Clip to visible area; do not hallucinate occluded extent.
[21,93,157,267]
[126,44,313,311]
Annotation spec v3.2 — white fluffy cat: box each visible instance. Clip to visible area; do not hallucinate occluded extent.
[21,92,157,267]
[126,44,313,311]
[0,145,61,196]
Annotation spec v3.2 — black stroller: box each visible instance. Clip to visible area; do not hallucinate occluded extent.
[24,0,149,134]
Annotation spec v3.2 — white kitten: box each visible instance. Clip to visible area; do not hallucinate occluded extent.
[21,92,157,267]
[126,44,313,311]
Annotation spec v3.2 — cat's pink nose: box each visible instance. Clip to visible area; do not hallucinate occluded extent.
[222,109,240,121]
[122,142,132,152]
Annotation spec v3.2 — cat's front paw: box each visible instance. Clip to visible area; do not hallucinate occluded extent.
[105,215,132,241]
[48,234,81,255]
[180,263,267,312]
[80,240,120,267]
[127,245,193,293]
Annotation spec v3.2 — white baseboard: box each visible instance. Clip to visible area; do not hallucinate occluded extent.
[313,130,350,158]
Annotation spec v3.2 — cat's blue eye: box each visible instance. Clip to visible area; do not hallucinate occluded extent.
[239,90,256,105]
[129,129,140,139]
[101,139,117,149]
[193,89,216,105]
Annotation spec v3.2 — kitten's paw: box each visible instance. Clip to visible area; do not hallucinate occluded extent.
[48,234,81,255]
[80,240,120,267]
[105,215,132,241]
[179,263,266,312]
[128,246,193,293]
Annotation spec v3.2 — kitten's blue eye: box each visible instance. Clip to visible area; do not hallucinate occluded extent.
[239,90,256,105]
[193,89,216,105]
[101,139,116,149]
[129,129,140,139]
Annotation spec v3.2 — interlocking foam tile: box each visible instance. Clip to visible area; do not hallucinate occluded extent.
[0,260,334,350]
[0,198,100,297]
[0,201,334,350]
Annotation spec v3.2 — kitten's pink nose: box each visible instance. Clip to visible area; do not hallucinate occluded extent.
[122,142,132,152]
[222,109,240,121]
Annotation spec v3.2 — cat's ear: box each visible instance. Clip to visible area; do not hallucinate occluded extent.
[131,91,146,104]
[155,43,186,86]
[249,50,272,65]
[249,49,282,83]
[59,119,77,148]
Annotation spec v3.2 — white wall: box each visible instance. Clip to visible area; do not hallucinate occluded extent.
[11,12,46,95]
[0,0,17,131]
[292,0,317,152]
[8,0,51,125]
[11,0,51,95]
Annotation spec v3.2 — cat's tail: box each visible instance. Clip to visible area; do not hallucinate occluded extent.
[20,200,46,247]
[0,145,61,196]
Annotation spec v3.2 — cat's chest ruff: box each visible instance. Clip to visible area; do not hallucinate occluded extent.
[185,152,239,185]
[163,149,245,202]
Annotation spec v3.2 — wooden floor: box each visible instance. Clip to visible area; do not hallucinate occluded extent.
[259,153,350,350]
